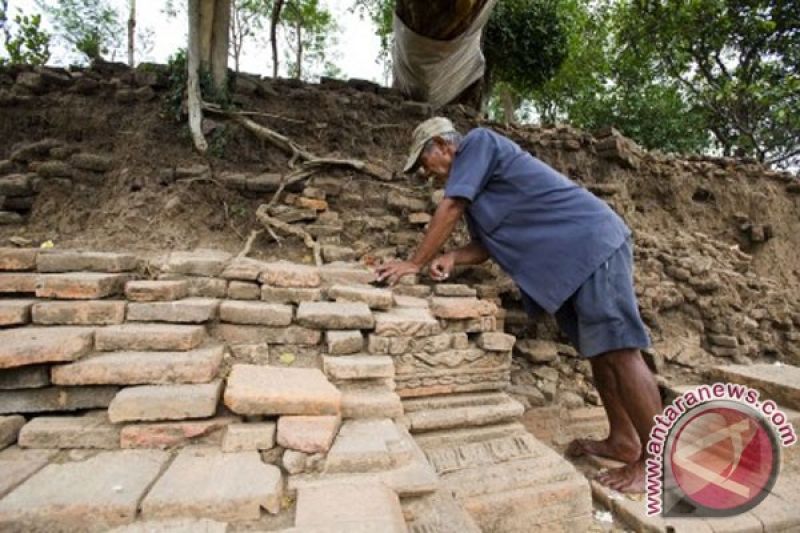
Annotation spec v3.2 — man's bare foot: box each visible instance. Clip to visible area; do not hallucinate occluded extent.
[596,459,646,493]
[565,437,640,463]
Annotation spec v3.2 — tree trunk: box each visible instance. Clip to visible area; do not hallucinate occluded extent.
[211,0,231,89]
[395,0,489,39]
[127,0,136,67]
[188,0,208,153]
[500,85,516,125]
[271,0,285,78]
[295,21,302,79]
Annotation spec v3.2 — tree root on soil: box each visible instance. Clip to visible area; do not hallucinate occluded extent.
[256,204,321,266]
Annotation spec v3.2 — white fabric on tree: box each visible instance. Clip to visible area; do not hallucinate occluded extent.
[391,0,498,109]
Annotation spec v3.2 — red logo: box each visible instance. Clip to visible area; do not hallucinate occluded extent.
[667,404,779,514]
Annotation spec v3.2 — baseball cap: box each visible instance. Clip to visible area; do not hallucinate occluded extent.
[403,116,456,173]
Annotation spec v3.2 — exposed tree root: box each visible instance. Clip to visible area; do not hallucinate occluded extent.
[256,204,321,266]
[237,229,263,258]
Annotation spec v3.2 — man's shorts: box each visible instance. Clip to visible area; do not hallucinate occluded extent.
[553,237,651,358]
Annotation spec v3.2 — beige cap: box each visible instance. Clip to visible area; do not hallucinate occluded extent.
[403,116,456,173]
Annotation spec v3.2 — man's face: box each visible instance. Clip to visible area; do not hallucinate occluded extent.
[418,136,455,185]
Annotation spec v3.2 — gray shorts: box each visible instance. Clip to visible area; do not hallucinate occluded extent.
[553,237,651,358]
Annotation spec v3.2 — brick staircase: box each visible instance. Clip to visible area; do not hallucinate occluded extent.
[0,246,594,531]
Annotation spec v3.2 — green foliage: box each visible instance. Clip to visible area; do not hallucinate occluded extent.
[37,0,122,63]
[282,0,339,81]
[1,9,51,66]
[351,0,393,68]
[230,0,271,72]
[484,0,569,96]
[621,0,800,166]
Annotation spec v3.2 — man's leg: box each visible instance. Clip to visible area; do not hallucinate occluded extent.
[595,347,662,492]
[567,354,640,463]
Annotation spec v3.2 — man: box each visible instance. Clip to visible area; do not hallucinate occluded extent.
[375,117,662,493]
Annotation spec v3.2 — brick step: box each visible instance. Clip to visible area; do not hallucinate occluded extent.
[31,300,126,325]
[223,365,340,416]
[0,450,171,530]
[140,446,282,522]
[291,481,406,532]
[96,324,206,351]
[36,250,137,273]
[51,345,224,386]
[415,424,592,532]
[402,490,482,533]
[0,273,38,294]
[0,247,37,271]
[323,355,394,380]
[108,380,223,423]
[126,298,220,323]
[0,327,94,369]
[402,392,525,433]
[125,279,188,301]
[340,382,403,419]
[18,412,120,449]
[706,363,800,411]
[0,385,118,415]
[0,299,36,325]
[35,273,129,299]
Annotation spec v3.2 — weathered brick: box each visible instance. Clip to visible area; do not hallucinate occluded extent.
[220,257,268,281]
[0,450,169,530]
[294,481,406,532]
[374,307,441,337]
[36,272,128,299]
[434,284,477,297]
[0,174,34,196]
[0,415,25,449]
[327,283,394,310]
[141,447,282,520]
[18,413,120,449]
[277,415,340,453]
[224,365,340,416]
[339,383,404,419]
[323,355,394,380]
[32,300,126,325]
[258,261,320,288]
[0,386,118,414]
[36,251,137,273]
[430,297,497,319]
[0,298,35,325]
[477,332,516,352]
[326,330,364,355]
[0,327,94,369]
[227,280,260,300]
[96,324,205,351]
[161,249,232,276]
[297,301,375,329]
[212,323,321,345]
[0,247,37,271]
[222,422,276,452]
[108,380,222,423]
[261,285,322,303]
[120,416,238,449]
[69,152,113,172]
[51,345,224,386]
[126,298,219,323]
[0,448,57,500]
[0,366,50,390]
[156,274,228,298]
[219,301,293,326]
[318,262,376,285]
[0,272,38,293]
[125,280,188,301]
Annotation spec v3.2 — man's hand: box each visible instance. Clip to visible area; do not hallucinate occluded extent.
[374,260,421,286]
[429,252,455,281]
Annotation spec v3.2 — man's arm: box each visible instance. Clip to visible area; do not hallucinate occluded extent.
[451,240,489,265]
[409,197,468,267]
[375,197,468,285]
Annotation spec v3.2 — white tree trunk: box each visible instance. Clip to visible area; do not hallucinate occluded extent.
[127,0,136,67]
[188,0,208,153]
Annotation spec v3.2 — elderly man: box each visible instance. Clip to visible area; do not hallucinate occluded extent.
[375,117,661,493]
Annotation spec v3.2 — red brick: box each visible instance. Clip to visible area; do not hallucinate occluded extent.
[0,248,37,271]
[32,300,125,325]
[36,273,128,299]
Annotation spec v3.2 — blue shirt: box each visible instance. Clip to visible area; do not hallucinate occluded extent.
[444,128,631,314]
